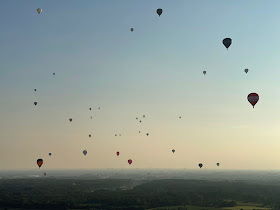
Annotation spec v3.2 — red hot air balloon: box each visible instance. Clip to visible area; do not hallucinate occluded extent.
[44,172,47,176]
[89,134,91,138]
[128,159,132,165]
[248,93,259,108]
[37,159,43,168]
[69,118,72,122]
[116,151,120,156]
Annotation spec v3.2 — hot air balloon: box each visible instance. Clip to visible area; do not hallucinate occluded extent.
[198,163,203,168]
[248,93,259,108]
[115,134,117,136]
[128,159,132,165]
[203,71,206,75]
[116,151,120,156]
[217,163,220,167]
[172,149,175,153]
[136,117,138,120]
[69,118,72,122]
[37,159,43,168]
[139,120,142,123]
[49,153,51,156]
[143,115,145,118]
[34,89,37,92]
[130,28,134,32]
[223,38,232,50]
[179,116,181,119]
[90,116,93,119]
[34,102,37,106]
[37,8,42,14]
[83,150,87,156]
[146,133,149,136]
[157,8,163,17]
[53,73,55,76]
[245,69,249,73]
[44,172,47,176]
[89,108,92,110]
[89,134,91,138]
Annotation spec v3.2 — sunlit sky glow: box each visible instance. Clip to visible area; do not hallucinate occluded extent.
[1,0,280,170]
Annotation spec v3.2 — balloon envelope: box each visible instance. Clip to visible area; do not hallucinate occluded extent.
[37,159,43,168]
[37,8,42,14]
[130,28,134,32]
[203,71,206,75]
[128,159,132,165]
[116,151,120,156]
[217,163,220,166]
[223,38,232,49]
[49,153,51,156]
[34,102,37,106]
[83,150,87,156]
[248,93,259,108]
[69,118,72,122]
[157,8,163,16]
[172,149,175,153]
[198,163,203,168]
[245,69,249,73]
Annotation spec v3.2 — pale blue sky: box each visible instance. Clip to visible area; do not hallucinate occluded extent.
[1,1,280,170]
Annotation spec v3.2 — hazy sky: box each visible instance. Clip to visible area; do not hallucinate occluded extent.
[1,0,280,170]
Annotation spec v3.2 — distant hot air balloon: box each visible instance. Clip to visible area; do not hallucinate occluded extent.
[139,120,142,123]
[223,38,232,50]
[44,172,47,176]
[89,108,92,110]
[90,116,93,119]
[139,131,141,133]
[116,151,120,156]
[83,150,87,156]
[34,102,37,106]
[53,73,55,76]
[146,133,149,136]
[37,8,42,14]
[49,153,51,156]
[130,28,134,32]
[136,117,138,120]
[89,134,91,138]
[179,116,181,119]
[115,134,117,136]
[157,8,163,17]
[37,159,43,168]
[217,163,220,167]
[34,89,37,92]
[172,149,175,153]
[244,68,249,73]
[248,93,259,108]
[143,115,145,118]
[198,163,203,168]
[203,71,206,75]
[69,118,72,122]
[128,159,132,165]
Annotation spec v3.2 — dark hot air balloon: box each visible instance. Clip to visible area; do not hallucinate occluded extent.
[89,134,91,138]
[116,151,120,156]
[244,68,249,73]
[37,8,42,14]
[172,149,175,153]
[37,159,43,168]
[34,102,37,106]
[130,28,134,32]
[198,163,203,168]
[157,8,163,16]
[83,150,87,156]
[217,163,220,167]
[223,38,232,50]
[128,159,132,165]
[203,71,206,75]
[69,118,72,122]
[247,93,259,108]
[49,153,51,156]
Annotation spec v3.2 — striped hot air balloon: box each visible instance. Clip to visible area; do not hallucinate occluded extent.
[247,93,259,108]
